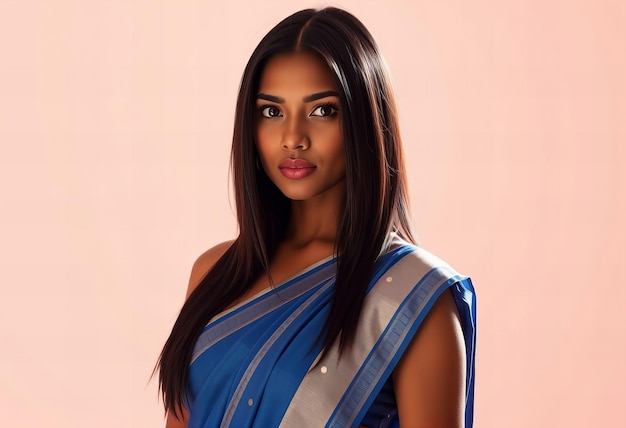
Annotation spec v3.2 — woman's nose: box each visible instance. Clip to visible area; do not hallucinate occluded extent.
[281,117,310,151]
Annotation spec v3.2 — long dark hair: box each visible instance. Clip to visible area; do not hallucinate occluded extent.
[156,7,415,418]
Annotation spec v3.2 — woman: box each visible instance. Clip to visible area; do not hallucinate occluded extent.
[157,7,476,428]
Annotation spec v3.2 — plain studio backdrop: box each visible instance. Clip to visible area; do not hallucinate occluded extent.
[0,1,624,427]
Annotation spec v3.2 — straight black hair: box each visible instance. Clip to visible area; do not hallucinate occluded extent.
[156,7,416,418]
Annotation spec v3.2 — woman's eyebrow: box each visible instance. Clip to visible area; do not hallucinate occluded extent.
[257,93,284,103]
[303,90,339,102]
[256,90,339,103]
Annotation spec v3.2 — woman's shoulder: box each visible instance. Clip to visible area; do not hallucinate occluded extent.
[185,240,235,299]
[388,236,452,270]
[386,236,471,287]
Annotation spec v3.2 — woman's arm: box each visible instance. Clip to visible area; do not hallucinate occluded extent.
[163,240,235,428]
[393,288,467,428]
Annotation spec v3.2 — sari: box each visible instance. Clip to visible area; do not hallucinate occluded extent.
[186,240,476,427]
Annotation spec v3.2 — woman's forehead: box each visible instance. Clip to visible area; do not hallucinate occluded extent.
[258,52,338,94]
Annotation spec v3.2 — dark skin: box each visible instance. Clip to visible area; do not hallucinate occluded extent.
[166,52,466,428]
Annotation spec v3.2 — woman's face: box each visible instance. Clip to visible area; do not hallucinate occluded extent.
[255,52,346,203]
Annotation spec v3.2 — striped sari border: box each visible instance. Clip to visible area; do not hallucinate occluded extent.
[191,258,336,364]
[220,278,336,427]
[328,267,463,427]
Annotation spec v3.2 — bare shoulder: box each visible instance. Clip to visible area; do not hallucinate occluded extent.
[393,288,466,427]
[185,240,235,299]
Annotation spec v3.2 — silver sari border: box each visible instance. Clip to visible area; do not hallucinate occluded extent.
[280,246,463,427]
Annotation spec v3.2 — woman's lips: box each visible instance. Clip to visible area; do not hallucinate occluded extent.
[278,158,316,179]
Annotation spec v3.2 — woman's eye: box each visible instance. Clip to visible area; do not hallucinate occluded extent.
[310,104,338,118]
[260,106,282,118]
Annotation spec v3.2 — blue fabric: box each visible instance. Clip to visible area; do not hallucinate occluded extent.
[186,244,476,428]
[187,256,337,428]
[360,377,397,427]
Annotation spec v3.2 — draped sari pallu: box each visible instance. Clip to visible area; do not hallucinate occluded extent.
[187,243,476,428]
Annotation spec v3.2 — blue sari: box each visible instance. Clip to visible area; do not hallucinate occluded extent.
[186,241,476,427]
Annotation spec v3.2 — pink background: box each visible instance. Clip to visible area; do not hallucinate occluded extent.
[1,1,624,426]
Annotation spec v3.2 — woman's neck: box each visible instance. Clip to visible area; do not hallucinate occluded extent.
[284,182,345,248]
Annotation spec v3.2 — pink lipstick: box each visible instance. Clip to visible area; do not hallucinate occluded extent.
[278,158,316,179]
